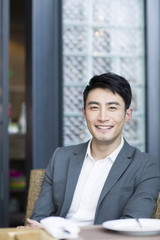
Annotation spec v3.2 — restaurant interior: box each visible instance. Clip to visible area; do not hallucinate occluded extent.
[0,0,160,234]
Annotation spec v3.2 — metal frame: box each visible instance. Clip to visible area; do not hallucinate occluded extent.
[26,0,63,173]
[146,0,160,166]
[0,0,9,227]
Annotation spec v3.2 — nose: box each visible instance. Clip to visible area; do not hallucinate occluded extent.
[97,108,110,121]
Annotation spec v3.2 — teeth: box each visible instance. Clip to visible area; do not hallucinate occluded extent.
[97,126,112,129]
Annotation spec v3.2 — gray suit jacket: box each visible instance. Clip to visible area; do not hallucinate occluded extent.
[31,139,160,224]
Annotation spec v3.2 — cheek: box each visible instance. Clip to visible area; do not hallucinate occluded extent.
[85,111,98,120]
[114,113,126,124]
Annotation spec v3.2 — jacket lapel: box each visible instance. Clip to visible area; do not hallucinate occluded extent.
[60,142,88,217]
[95,140,134,217]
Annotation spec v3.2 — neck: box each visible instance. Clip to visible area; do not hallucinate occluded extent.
[90,137,122,160]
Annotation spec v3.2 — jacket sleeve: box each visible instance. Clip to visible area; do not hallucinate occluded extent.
[30,148,60,222]
[121,154,160,219]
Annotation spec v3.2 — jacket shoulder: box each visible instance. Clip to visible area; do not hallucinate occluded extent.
[123,139,158,164]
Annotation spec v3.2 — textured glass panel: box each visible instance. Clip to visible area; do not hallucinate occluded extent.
[92,28,111,55]
[92,0,112,25]
[63,0,145,150]
[119,58,144,85]
[63,0,87,23]
[117,30,143,55]
[64,86,83,113]
[63,116,87,146]
[123,115,145,145]
[63,26,87,53]
[92,57,112,75]
[131,87,145,113]
[124,119,139,141]
[64,56,87,83]
[115,0,142,27]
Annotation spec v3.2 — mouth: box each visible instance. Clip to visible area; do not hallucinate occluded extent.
[96,125,113,130]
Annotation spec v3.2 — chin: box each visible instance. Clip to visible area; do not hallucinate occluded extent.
[95,138,111,144]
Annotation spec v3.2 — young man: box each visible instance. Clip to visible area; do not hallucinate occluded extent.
[26,72,160,227]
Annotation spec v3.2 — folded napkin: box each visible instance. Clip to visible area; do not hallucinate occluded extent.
[40,217,80,239]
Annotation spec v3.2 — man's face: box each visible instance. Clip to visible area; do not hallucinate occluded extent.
[82,88,132,148]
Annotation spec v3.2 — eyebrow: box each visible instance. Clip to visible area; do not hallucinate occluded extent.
[87,101,121,106]
[88,101,99,105]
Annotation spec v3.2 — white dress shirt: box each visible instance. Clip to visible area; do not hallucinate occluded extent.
[66,138,124,226]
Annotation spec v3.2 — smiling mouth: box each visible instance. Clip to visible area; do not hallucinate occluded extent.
[96,126,112,130]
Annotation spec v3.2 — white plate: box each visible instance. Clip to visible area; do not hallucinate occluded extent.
[102,218,160,236]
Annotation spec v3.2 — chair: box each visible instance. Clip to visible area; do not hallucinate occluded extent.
[25,169,46,224]
[152,191,160,219]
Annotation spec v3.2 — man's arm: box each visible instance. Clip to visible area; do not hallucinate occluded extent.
[121,155,160,218]
[30,149,60,223]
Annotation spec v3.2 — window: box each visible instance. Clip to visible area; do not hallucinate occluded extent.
[63,0,145,150]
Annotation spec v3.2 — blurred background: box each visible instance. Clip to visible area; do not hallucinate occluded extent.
[0,0,160,227]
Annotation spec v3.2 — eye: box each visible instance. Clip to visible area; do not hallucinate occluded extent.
[109,106,117,110]
[90,106,99,110]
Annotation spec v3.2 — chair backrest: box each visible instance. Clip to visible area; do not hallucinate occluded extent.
[25,169,46,224]
[152,191,160,219]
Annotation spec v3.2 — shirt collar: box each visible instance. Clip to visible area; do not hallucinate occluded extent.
[86,137,124,163]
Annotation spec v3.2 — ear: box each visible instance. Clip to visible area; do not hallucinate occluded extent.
[125,108,133,122]
[82,107,86,119]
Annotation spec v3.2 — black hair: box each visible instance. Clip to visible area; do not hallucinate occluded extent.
[83,72,132,111]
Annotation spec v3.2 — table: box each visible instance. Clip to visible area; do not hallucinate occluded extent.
[0,228,55,240]
[1,226,160,240]
[75,226,160,240]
